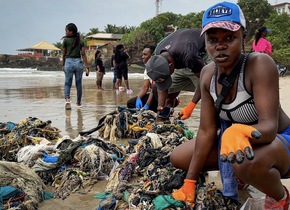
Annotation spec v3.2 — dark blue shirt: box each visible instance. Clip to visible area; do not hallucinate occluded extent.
[155,28,206,73]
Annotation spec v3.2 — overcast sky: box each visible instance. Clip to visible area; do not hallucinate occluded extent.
[0,0,278,55]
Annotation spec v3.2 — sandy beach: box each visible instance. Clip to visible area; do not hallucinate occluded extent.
[1,68,290,209]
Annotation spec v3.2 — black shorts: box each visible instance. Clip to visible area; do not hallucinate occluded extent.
[116,64,128,80]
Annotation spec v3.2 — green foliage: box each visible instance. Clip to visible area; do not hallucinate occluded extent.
[53,42,62,49]
[86,28,100,36]
[265,13,290,64]
[104,24,136,34]
[80,2,290,66]
[122,28,151,52]
[139,12,180,43]
[177,12,204,29]
[272,48,290,64]
[122,11,204,49]
[238,0,273,41]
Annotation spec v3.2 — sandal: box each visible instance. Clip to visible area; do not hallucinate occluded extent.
[65,102,71,110]
[264,186,289,210]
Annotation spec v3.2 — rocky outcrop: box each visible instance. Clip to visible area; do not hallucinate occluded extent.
[0,52,144,72]
[0,54,63,71]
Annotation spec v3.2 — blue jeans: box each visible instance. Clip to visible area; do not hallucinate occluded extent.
[111,67,117,85]
[64,58,84,104]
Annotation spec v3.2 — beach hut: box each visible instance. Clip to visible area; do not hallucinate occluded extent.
[86,33,123,50]
[17,41,61,57]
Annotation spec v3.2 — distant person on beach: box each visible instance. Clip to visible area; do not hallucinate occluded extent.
[95,50,105,91]
[127,45,157,110]
[146,28,210,119]
[170,2,290,209]
[62,23,89,110]
[114,44,133,94]
[111,49,117,90]
[252,26,272,55]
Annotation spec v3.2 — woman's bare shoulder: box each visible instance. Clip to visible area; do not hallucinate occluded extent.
[200,62,215,89]
[247,52,277,77]
[201,62,215,79]
[248,52,276,67]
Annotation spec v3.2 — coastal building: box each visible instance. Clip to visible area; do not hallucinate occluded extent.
[272,2,290,15]
[17,41,61,57]
[84,33,123,65]
[85,33,123,50]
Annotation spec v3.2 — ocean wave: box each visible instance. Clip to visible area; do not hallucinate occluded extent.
[0,68,144,79]
[0,67,38,71]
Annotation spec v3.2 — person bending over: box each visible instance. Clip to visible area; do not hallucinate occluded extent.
[146,28,210,120]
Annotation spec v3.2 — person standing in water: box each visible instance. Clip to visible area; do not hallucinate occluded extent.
[114,44,133,94]
[111,49,117,90]
[95,50,105,91]
[62,23,89,109]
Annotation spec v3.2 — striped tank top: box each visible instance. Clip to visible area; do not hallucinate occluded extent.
[210,56,258,124]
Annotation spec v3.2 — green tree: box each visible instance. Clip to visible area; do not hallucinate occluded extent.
[53,42,62,49]
[86,28,100,36]
[139,12,180,43]
[122,28,152,63]
[177,12,204,29]
[265,12,290,64]
[238,0,273,42]
[104,24,135,34]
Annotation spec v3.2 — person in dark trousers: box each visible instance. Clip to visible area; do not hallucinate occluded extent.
[111,49,117,90]
[95,50,105,90]
[62,23,89,110]
[146,28,210,120]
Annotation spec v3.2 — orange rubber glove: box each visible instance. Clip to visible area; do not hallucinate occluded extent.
[220,124,262,164]
[172,179,196,204]
[179,102,196,120]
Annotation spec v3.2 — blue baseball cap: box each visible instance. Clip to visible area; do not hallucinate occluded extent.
[264,29,270,33]
[201,1,246,36]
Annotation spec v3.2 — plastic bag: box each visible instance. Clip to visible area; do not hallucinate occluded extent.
[240,197,283,210]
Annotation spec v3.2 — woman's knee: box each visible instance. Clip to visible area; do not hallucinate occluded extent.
[170,148,180,167]
[234,159,263,181]
[170,141,194,170]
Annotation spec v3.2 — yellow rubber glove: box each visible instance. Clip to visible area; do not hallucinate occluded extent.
[220,124,262,164]
[172,179,196,204]
[179,102,196,120]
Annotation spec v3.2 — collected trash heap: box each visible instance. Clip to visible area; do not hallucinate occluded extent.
[0,106,239,210]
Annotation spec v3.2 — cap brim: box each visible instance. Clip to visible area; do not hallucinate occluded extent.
[201,21,241,36]
[154,76,172,91]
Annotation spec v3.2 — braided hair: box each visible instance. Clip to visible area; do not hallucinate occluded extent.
[63,23,81,53]
[254,26,267,46]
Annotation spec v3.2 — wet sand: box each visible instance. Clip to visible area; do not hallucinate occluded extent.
[0,70,200,139]
[1,69,290,209]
